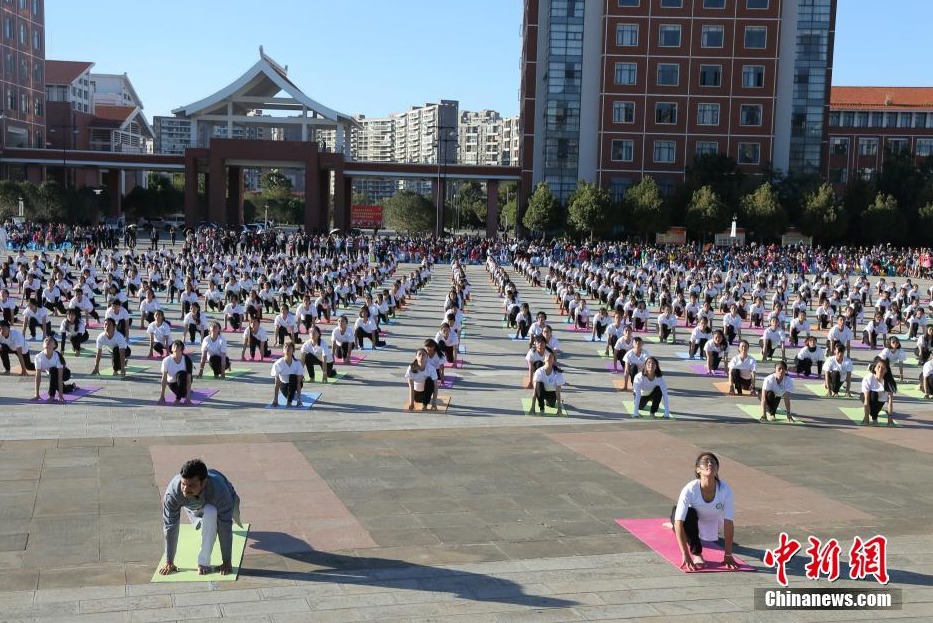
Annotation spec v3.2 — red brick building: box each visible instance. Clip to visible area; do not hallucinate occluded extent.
[0,0,45,149]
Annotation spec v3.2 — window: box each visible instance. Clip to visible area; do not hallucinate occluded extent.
[3,17,11,39]
[897,113,912,128]
[742,65,765,88]
[886,138,908,154]
[747,0,769,7]
[610,177,634,200]
[858,138,878,156]
[612,101,635,123]
[618,0,639,5]
[614,62,637,85]
[701,25,724,48]
[657,63,679,86]
[704,0,726,8]
[660,0,683,6]
[616,23,638,46]
[740,104,762,126]
[19,92,26,113]
[658,24,681,47]
[744,26,767,49]
[917,139,933,157]
[697,103,720,126]
[655,102,677,124]
[738,142,761,164]
[830,137,849,156]
[18,23,25,45]
[32,95,41,116]
[653,140,676,163]
[696,141,719,156]
[828,168,848,184]
[699,64,722,87]
[31,27,39,50]
[611,139,634,162]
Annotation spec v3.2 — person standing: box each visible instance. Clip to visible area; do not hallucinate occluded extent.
[159,459,241,576]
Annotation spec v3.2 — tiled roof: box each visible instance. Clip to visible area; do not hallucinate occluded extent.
[45,60,93,85]
[832,87,933,110]
[93,105,135,124]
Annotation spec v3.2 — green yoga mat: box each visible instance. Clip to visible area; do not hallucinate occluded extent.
[98,364,149,376]
[521,398,570,417]
[619,399,673,419]
[151,523,250,582]
[596,349,613,359]
[736,403,804,425]
[839,407,898,426]
[305,369,347,384]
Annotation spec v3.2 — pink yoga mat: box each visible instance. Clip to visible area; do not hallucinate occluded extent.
[604,362,625,374]
[688,364,726,377]
[334,353,366,366]
[444,358,464,369]
[615,517,755,573]
[160,388,219,406]
[36,386,102,403]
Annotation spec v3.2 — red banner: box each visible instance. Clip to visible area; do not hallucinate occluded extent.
[351,205,383,228]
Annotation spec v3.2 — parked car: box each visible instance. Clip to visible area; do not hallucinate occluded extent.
[104,216,125,232]
[155,213,185,231]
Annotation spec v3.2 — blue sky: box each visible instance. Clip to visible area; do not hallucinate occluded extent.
[45,1,932,121]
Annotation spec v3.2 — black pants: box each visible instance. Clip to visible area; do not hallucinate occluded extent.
[168,370,191,399]
[187,324,206,344]
[634,317,645,331]
[44,300,67,315]
[2,307,18,323]
[639,386,663,415]
[751,313,762,328]
[276,326,291,346]
[762,339,778,360]
[47,366,72,399]
[334,342,351,360]
[0,346,34,372]
[413,377,436,406]
[863,329,878,348]
[863,390,884,421]
[725,325,736,345]
[301,314,314,333]
[248,336,271,358]
[355,327,381,349]
[764,390,782,415]
[280,373,301,403]
[316,304,331,322]
[111,347,131,372]
[707,351,722,371]
[909,322,921,339]
[115,319,128,338]
[670,506,702,556]
[659,324,671,342]
[689,339,707,359]
[794,357,821,377]
[789,328,800,346]
[61,331,89,352]
[27,317,52,339]
[228,313,242,331]
[534,383,557,411]
[730,370,752,395]
[827,370,843,394]
[143,311,155,324]
[595,323,607,339]
[304,353,336,380]
[207,354,230,377]
[153,342,167,356]
[919,346,931,365]
[614,347,627,364]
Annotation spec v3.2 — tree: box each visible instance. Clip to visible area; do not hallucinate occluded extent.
[383,190,435,234]
[351,190,373,205]
[672,153,744,224]
[740,182,786,242]
[861,193,907,245]
[261,169,293,200]
[685,185,728,242]
[522,181,561,236]
[624,176,669,241]
[25,181,66,222]
[800,183,847,244]
[916,202,933,242]
[566,180,611,239]
[451,182,486,230]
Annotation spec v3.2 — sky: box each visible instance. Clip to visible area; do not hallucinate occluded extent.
[44,1,933,121]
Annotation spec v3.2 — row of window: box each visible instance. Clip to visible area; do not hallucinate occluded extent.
[610,138,761,164]
[3,0,41,14]
[2,16,41,50]
[614,62,765,88]
[619,0,769,8]
[830,136,933,157]
[615,23,767,49]
[829,110,933,130]
[4,86,42,116]
[611,100,763,126]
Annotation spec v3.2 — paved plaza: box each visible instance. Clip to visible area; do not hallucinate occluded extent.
[1,256,933,621]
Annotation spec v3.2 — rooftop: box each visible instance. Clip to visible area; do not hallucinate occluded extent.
[832,86,933,110]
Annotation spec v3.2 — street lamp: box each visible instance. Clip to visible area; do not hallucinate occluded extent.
[48,116,79,188]
[435,127,456,235]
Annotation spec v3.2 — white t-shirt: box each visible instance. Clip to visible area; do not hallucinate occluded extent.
[532,366,565,392]
[828,325,853,345]
[95,331,128,351]
[632,373,669,417]
[674,479,734,542]
[243,325,268,342]
[879,347,906,366]
[274,313,298,332]
[824,356,853,375]
[271,356,304,383]
[146,321,172,344]
[728,354,757,378]
[300,340,333,364]
[795,345,824,362]
[762,373,794,397]
[34,350,64,373]
[331,326,354,344]
[404,364,437,392]
[622,349,649,371]
[200,334,227,357]
[861,374,890,402]
[161,355,190,383]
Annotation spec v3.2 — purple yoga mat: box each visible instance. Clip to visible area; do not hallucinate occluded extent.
[160,388,219,406]
[688,364,726,376]
[37,386,102,403]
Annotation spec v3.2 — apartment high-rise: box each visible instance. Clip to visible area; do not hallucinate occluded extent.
[520,0,837,202]
[351,114,396,201]
[1,0,45,148]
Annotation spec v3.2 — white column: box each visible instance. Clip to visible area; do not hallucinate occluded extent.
[227,102,233,139]
[301,107,308,141]
[336,124,345,155]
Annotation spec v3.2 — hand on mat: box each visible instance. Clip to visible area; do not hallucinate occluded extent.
[158,561,177,575]
[197,370,203,379]
[158,396,166,404]
[31,394,40,401]
[407,402,414,411]
[722,554,739,570]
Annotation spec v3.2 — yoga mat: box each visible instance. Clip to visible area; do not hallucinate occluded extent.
[839,406,899,426]
[305,369,347,384]
[405,395,451,412]
[445,358,464,369]
[160,388,219,407]
[899,385,927,400]
[98,364,149,376]
[615,518,754,573]
[611,382,672,418]
[675,351,700,360]
[804,382,842,398]
[222,368,251,379]
[438,375,458,389]
[508,334,527,341]
[458,344,466,354]
[151,524,250,583]
[736,403,804,425]
[596,349,613,359]
[689,364,726,377]
[264,391,322,410]
[521,398,570,417]
[334,353,366,366]
[604,362,625,374]
[36,386,102,403]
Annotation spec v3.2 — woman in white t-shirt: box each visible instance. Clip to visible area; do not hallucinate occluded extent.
[920,356,933,399]
[198,322,229,379]
[354,306,382,350]
[146,309,173,358]
[33,336,75,402]
[159,340,193,405]
[331,315,356,363]
[823,343,854,397]
[183,302,209,345]
[727,339,757,397]
[878,337,907,383]
[672,452,738,571]
[633,356,669,418]
[861,356,897,426]
[138,289,161,328]
[300,325,336,382]
[271,341,305,407]
[760,361,795,422]
[405,347,438,410]
[529,350,564,415]
[224,295,245,332]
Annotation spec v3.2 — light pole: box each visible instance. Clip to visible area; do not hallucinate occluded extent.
[48,115,79,188]
[435,127,456,235]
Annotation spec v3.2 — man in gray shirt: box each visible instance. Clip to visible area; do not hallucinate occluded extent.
[159,459,241,576]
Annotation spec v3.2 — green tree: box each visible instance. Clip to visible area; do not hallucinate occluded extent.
[685,185,728,242]
[861,193,907,245]
[25,181,66,222]
[566,180,611,239]
[740,182,786,242]
[351,190,373,205]
[262,169,293,200]
[672,153,744,225]
[800,183,847,244]
[522,181,561,236]
[624,176,669,241]
[451,182,486,230]
[841,176,877,242]
[916,202,933,242]
[384,190,435,234]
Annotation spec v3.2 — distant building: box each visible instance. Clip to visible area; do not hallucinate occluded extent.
[827,87,933,186]
[1,0,46,149]
[351,114,396,201]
